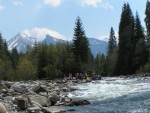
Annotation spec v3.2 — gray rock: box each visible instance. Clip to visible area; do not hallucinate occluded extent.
[60,96,72,103]
[65,99,90,106]
[46,106,65,113]
[0,102,7,113]
[27,107,41,113]
[0,83,8,91]
[30,101,42,108]
[16,96,29,110]
[48,94,60,106]
[29,95,51,107]
[34,85,48,94]
[13,85,28,94]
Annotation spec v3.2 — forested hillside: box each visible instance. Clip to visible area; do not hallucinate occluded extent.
[0,2,150,80]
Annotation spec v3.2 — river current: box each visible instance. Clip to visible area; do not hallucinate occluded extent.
[65,77,150,113]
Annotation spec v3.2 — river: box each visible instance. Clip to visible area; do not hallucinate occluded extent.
[65,77,150,113]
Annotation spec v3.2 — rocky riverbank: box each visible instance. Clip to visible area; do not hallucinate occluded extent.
[0,79,92,113]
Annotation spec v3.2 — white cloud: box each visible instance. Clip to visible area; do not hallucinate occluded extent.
[77,0,114,10]
[22,27,67,41]
[101,2,114,10]
[0,4,5,11]
[78,0,102,8]
[44,0,63,7]
[13,0,23,6]
[98,31,118,42]
[98,35,109,42]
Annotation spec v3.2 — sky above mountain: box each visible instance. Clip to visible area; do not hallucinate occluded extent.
[0,0,147,41]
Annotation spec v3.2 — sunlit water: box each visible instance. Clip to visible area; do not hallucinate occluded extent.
[65,77,150,113]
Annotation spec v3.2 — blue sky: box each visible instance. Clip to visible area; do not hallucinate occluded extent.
[0,0,147,41]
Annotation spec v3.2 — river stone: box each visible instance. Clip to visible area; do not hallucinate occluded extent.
[27,107,41,113]
[16,96,29,110]
[46,106,65,113]
[48,94,60,106]
[29,95,51,107]
[0,102,7,113]
[65,99,90,106]
[33,85,48,94]
[0,83,8,91]
[60,96,72,103]
[13,85,28,94]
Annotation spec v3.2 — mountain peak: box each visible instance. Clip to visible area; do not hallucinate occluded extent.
[7,32,108,56]
[7,32,36,52]
[43,34,65,44]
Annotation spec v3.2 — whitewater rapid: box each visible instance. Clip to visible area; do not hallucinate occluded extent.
[66,77,150,113]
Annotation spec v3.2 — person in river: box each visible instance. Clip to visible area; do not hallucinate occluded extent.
[69,73,73,80]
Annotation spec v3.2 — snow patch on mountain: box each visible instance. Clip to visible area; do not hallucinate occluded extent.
[7,29,108,56]
[7,32,36,52]
[22,27,67,41]
[88,38,108,57]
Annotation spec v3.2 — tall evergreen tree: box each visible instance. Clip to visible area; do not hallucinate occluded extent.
[145,0,150,36]
[72,16,89,63]
[37,44,47,79]
[106,27,117,76]
[135,12,145,43]
[115,3,135,75]
[134,12,149,72]
[94,54,106,75]
[11,47,19,68]
[107,27,117,55]
[145,0,150,53]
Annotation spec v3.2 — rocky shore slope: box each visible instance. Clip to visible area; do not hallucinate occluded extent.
[0,79,92,113]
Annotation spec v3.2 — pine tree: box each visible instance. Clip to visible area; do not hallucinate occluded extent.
[0,33,13,80]
[145,0,150,53]
[0,33,6,58]
[107,27,117,55]
[11,47,19,68]
[134,12,149,72]
[37,44,47,79]
[145,0,150,36]
[135,12,145,43]
[106,27,117,76]
[94,54,106,75]
[72,16,89,63]
[134,39,149,72]
[115,3,135,75]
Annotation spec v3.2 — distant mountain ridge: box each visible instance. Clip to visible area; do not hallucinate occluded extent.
[88,38,108,57]
[43,34,65,44]
[7,33,108,56]
[7,33,36,53]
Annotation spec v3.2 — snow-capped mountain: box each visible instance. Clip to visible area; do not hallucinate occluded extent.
[88,38,108,57]
[7,33,108,56]
[43,34,66,44]
[7,33,36,53]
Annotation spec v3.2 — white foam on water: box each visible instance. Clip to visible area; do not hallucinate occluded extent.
[67,77,150,112]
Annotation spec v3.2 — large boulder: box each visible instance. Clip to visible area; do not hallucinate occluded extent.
[0,102,7,113]
[48,94,60,106]
[13,85,28,94]
[16,96,29,110]
[29,95,51,107]
[33,85,48,94]
[0,83,8,92]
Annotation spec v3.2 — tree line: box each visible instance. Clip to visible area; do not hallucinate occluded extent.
[0,2,150,80]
